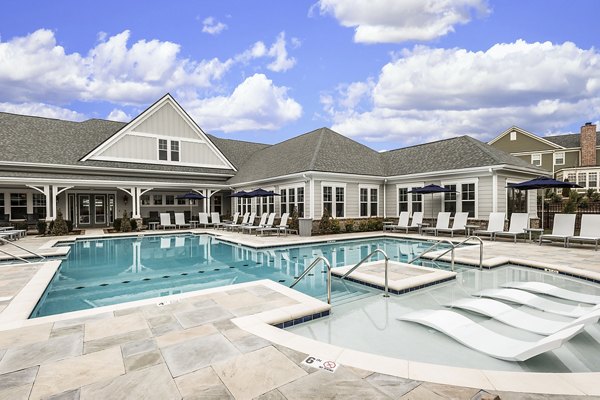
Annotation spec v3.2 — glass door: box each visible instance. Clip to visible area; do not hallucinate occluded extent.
[94,195,106,225]
[78,195,91,225]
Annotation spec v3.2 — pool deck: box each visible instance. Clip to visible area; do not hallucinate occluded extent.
[0,228,600,399]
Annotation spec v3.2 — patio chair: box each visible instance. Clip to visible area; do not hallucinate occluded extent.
[159,213,176,229]
[567,214,600,251]
[259,213,289,236]
[404,212,423,233]
[474,212,505,240]
[539,214,576,247]
[243,212,268,234]
[174,213,190,229]
[211,212,226,229]
[198,213,214,228]
[422,212,451,236]
[254,213,276,236]
[383,211,410,232]
[494,213,529,243]
[225,212,249,230]
[436,212,469,237]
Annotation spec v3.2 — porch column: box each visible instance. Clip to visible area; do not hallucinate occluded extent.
[492,171,498,212]
[137,188,153,219]
[117,187,135,217]
[309,176,315,219]
[50,185,73,220]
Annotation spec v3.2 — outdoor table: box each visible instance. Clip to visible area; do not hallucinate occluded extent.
[465,224,480,236]
[148,222,159,230]
[416,222,429,235]
[189,220,199,229]
[524,228,544,242]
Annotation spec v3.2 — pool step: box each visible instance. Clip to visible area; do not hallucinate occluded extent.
[317,288,377,306]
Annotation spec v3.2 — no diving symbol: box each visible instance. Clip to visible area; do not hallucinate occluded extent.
[323,361,336,370]
[301,356,339,373]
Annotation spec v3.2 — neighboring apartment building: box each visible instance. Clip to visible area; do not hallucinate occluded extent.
[0,94,544,228]
[489,123,600,191]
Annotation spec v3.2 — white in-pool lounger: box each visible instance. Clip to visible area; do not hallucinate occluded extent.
[398,309,584,361]
[446,297,600,335]
[475,288,600,318]
[501,281,600,305]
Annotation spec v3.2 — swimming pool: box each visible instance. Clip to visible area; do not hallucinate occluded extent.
[31,234,453,317]
[288,265,600,373]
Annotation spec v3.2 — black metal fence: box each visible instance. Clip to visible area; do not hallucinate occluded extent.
[541,201,600,230]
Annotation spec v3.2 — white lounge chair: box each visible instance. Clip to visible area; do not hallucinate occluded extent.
[398,309,584,362]
[255,213,276,236]
[436,212,469,237]
[384,212,410,232]
[211,212,226,229]
[159,213,176,229]
[422,212,451,236]
[567,214,600,251]
[501,281,600,305]
[447,297,600,335]
[243,212,268,234]
[474,212,505,240]
[405,212,423,233]
[259,213,289,236]
[226,212,249,231]
[174,213,190,229]
[476,288,600,318]
[539,214,576,247]
[198,213,213,228]
[221,212,239,230]
[494,213,529,243]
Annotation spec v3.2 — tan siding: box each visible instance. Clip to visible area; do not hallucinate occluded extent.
[99,134,155,160]
[477,176,492,218]
[133,103,199,140]
[181,141,228,167]
[564,151,580,168]
[385,184,396,217]
[492,131,556,152]
[345,183,359,217]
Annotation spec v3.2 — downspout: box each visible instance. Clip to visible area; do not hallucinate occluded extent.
[383,179,387,218]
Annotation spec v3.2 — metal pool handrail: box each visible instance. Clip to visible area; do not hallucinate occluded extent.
[0,237,46,264]
[340,248,390,298]
[289,256,332,304]
[408,239,455,271]
[432,236,484,270]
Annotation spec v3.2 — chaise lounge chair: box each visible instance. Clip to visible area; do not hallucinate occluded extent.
[253,213,276,236]
[242,212,269,234]
[404,212,423,233]
[383,211,410,232]
[539,214,576,247]
[259,213,289,236]
[566,214,600,251]
[501,281,600,304]
[226,212,250,231]
[198,213,214,228]
[398,309,584,361]
[493,213,529,243]
[422,212,451,236]
[160,213,176,229]
[474,212,505,240]
[436,212,469,237]
[175,212,190,229]
[211,212,226,229]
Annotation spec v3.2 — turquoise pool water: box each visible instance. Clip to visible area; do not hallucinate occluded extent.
[31,234,453,317]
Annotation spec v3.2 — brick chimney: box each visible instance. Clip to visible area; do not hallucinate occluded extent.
[580,122,597,167]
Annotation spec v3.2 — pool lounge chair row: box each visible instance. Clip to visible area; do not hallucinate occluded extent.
[539,214,600,250]
[198,212,292,236]
[383,211,423,233]
[159,213,189,229]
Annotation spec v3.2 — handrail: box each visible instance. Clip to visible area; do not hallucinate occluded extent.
[432,236,484,270]
[290,256,332,304]
[0,237,46,263]
[340,248,390,298]
[408,239,455,271]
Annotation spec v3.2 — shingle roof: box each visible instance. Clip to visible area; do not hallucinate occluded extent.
[227,127,385,184]
[382,135,544,176]
[207,135,270,169]
[543,132,600,148]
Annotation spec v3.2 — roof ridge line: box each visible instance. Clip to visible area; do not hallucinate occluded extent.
[309,128,326,170]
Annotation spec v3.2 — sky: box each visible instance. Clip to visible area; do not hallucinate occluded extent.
[1,0,600,151]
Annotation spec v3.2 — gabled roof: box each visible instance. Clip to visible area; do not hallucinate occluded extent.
[382,135,544,176]
[226,127,385,184]
[488,126,563,149]
[544,132,600,148]
[207,135,270,169]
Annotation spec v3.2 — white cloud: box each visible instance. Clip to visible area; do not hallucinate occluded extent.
[323,40,600,144]
[107,108,132,122]
[267,32,296,72]
[0,101,86,121]
[186,74,302,132]
[318,0,489,43]
[202,17,228,35]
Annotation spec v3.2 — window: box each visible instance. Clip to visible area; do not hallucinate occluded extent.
[443,184,457,215]
[158,139,180,162]
[578,172,587,187]
[32,193,46,219]
[335,187,345,217]
[531,153,541,167]
[153,194,163,205]
[411,188,422,213]
[360,187,378,217]
[589,172,598,188]
[554,152,565,165]
[213,195,222,214]
[370,189,378,216]
[398,188,408,213]
[461,183,475,217]
[323,186,333,216]
[280,189,287,215]
[507,188,527,217]
[10,193,27,219]
[289,188,296,215]
[567,172,576,183]
[158,139,168,161]
[140,195,150,205]
[280,186,304,217]
[177,197,187,205]
[237,197,251,215]
[0,194,4,217]
[510,131,517,141]
[165,195,175,205]
[297,187,304,217]
[360,188,368,217]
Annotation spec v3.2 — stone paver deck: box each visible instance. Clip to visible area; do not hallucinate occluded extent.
[0,229,600,399]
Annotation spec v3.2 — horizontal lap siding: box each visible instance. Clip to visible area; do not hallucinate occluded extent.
[477,176,493,219]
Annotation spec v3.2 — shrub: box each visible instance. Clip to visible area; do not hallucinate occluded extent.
[120,210,132,232]
[51,210,69,236]
[48,220,54,233]
[586,188,597,198]
[318,209,332,234]
[563,190,579,213]
[130,219,138,231]
[331,219,341,233]
[37,220,47,235]
[113,218,122,231]
[367,218,383,231]
[592,192,600,202]
[344,219,354,232]
[358,220,369,232]
[562,181,571,198]
[550,192,562,204]
[578,197,589,209]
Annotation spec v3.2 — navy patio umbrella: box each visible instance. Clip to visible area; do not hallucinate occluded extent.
[176,192,206,217]
[507,176,581,230]
[245,188,281,197]
[408,184,456,219]
[227,190,250,198]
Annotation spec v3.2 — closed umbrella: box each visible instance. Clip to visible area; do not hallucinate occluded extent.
[507,176,581,230]
[176,192,205,218]
[409,184,456,220]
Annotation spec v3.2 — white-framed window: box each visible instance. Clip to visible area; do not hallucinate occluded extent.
[510,131,517,141]
[588,172,598,188]
[461,183,476,217]
[398,188,408,214]
[531,153,542,167]
[256,195,275,215]
[32,193,46,219]
[165,195,175,205]
[158,139,180,162]
[554,152,565,165]
[443,184,457,215]
[578,172,587,187]
[237,197,251,214]
[359,185,379,217]
[140,195,151,205]
[153,194,163,205]
[396,183,423,215]
[280,184,306,217]
[10,193,27,219]
[322,182,345,218]
[442,179,478,218]
[567,172,576,183]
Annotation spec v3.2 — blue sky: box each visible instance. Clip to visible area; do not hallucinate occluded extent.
[1,1,600,150]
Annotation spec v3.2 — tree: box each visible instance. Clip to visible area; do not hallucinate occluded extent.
[121,210,132,232]
[51,210,69,236]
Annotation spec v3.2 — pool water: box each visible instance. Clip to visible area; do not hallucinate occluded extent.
[288,265,600,373]
[31,234,451,317]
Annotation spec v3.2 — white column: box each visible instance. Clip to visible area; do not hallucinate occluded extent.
[492,171,498,213]
[309,177,315,219]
